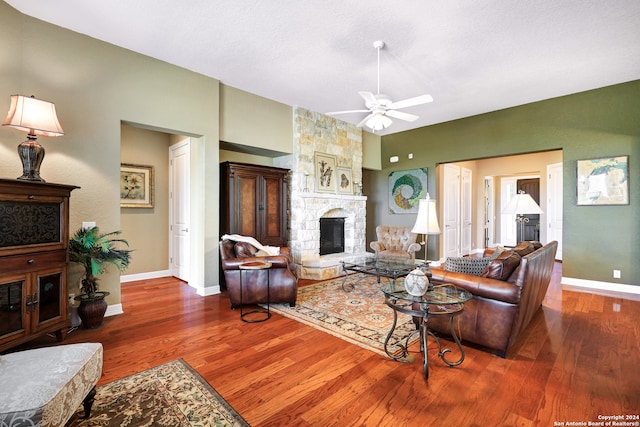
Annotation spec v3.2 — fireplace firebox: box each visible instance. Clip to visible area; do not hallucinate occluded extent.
[319,217,345,255]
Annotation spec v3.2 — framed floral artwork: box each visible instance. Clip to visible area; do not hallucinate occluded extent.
[336,167,353,195]
[576,155,629,205]
[120,163,154,208]
[314,152,337,193]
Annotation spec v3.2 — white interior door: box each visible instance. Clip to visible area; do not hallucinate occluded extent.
[460,167,472,255]
[500,177,517,246]
[169,139,190,282]
[547,162,563,260]
[443,164,460,258]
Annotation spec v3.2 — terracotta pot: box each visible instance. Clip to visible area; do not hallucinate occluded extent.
[75,291,110,329]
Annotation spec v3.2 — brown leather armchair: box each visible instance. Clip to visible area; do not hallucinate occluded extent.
[219,239,297,309]
[369,225,421,259]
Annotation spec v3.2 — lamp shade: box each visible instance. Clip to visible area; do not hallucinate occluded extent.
[411,194,441,235]
[3,95,64,137]
[365,113,392,131]
[502,191,543,215]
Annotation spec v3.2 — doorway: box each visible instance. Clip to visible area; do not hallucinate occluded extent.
[516,178,541,242]
[439,150,563,258]
[169,138,191,282]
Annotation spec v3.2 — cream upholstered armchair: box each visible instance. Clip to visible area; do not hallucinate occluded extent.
[369,225,421,259]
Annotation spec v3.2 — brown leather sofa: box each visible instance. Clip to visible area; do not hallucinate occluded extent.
[369,225,421,259]
[219,239,297,309]
[429,240,558,357]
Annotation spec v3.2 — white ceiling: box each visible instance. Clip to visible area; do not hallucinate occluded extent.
[7,0,640,135]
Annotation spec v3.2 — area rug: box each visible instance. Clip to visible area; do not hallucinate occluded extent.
[266,273,418,357]
[67,359,249,427]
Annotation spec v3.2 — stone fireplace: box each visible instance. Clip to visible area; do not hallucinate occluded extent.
[274,107,368,279]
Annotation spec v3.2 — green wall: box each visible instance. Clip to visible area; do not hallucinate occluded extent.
[0,2,221,303]
[378,80,640,286]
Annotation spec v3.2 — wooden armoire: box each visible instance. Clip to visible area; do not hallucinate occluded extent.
[220,162,289,247]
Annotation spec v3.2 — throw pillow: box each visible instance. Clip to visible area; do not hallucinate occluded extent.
[528,240,543,250]
[488,245,504,260]
[445,256,492,276]
[513,241,534,257]
[481,250,522,281]
[482,245,505,259]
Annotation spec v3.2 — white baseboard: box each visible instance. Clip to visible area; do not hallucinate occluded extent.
[105,303,123,317]
[562,276,640,300]
[120,270,222,297]
[121,270,171,283]
[195,285,221,296]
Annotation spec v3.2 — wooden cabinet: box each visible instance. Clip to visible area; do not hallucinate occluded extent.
[220,162,289,247]
[0,179,78,352]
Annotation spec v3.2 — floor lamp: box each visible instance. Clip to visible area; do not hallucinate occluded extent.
[411,193,441,263]
[502,190,543,241]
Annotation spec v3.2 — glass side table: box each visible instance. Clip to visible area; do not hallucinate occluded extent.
[382,281,472,379]
[238,261,272,323]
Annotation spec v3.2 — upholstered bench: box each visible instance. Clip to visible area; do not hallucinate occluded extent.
[0,343,103,427]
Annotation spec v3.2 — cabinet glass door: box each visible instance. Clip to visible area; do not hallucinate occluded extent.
[0,280,25,339]
[36,272,63,326]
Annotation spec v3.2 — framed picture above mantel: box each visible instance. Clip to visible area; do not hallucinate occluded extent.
[576,155,628,206]
[120,163,154,208]
[314,152,337,193]
[336,167,353,195]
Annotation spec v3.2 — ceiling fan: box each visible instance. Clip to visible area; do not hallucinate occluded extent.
[327,40,433,132]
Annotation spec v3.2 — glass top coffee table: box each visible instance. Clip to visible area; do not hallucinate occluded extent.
[340,256,429,291]
[382,281,472,379]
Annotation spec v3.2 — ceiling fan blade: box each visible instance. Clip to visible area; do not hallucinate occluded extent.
[385,109,419,122]
[388,94,433,110]
[326,109,370,115]
[358,91,378,106]
[356,113,375,128]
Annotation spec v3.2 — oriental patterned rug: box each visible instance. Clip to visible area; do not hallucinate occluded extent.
[67,359,248,427]
[265,273,418,357]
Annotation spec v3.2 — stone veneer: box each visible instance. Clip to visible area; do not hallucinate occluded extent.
[274,107,368,279]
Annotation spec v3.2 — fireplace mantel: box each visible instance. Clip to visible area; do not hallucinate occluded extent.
[296,192,367,202]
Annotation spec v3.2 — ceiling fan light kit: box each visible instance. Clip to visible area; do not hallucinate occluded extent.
[327,40,433,132]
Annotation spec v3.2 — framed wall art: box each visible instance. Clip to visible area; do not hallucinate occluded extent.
[388,167,428,214]
[120,163,154,208]
[576,155,629,206]
[336,167,353,195]
[314,152,337,193]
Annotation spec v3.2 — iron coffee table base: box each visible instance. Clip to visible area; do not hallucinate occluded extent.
[382,283,471,380]
[383,308,465,379]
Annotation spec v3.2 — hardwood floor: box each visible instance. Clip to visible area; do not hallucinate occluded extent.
[12,262,640,426]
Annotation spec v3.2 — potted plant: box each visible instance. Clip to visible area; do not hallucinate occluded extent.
[69,226,132,329]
